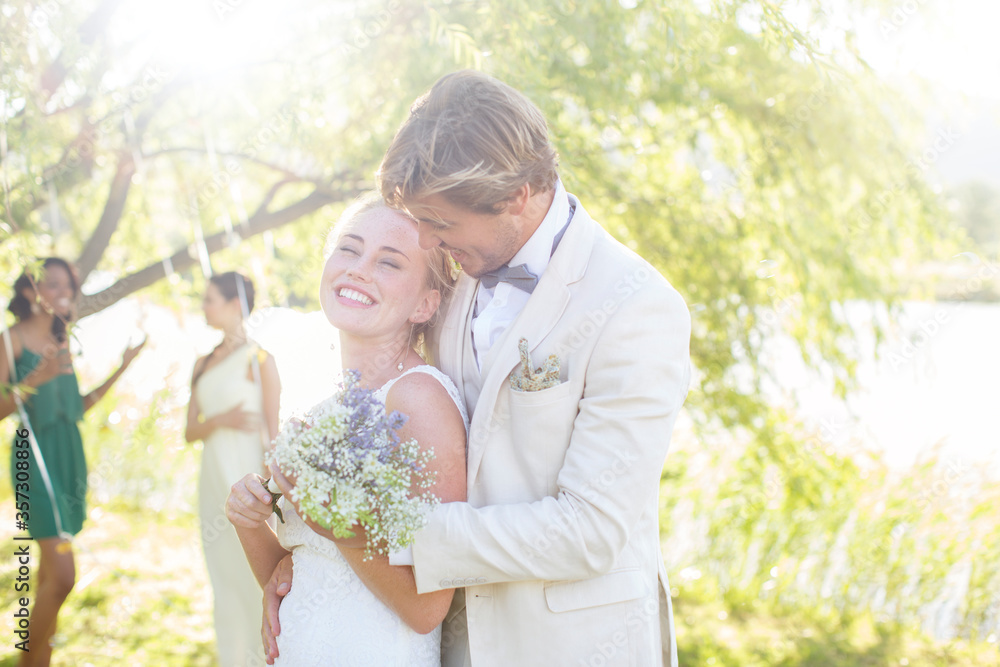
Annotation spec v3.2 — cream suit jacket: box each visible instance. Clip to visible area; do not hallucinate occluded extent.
[418,194,691,667]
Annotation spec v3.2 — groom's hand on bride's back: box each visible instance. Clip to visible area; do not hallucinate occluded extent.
[262,553,293,663]
[224,473,291,662]
[226,473,274,528]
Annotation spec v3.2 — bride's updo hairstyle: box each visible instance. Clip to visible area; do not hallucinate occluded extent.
[324,192,457,348]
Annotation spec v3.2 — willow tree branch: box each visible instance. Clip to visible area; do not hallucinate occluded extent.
[76,187,352,318]
[75,152,136,283]
[145,146,324,183]
[39,0,126,100]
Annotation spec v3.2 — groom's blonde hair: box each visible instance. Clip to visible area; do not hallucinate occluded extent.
[377,70,559,217]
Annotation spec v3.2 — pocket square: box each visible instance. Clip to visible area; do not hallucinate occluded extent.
[509,337,561,392]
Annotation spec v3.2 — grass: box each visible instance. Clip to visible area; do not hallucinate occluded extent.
[0,502,216,666]
[0,499,995,665]
[674,592,1000,667]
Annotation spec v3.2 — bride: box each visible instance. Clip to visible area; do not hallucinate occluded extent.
[225,194,468,665]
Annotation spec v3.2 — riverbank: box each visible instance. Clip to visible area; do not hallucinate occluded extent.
[904,256,1000,302]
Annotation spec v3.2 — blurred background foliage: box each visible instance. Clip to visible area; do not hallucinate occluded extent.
[1,0,997,664]
[1,0,950,371]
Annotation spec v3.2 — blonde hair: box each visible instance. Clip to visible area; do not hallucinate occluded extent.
[324,192,457,349]
[377,70,559,217]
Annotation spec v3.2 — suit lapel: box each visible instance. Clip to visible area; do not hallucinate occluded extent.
[437,272,478,406]
[466,201,597,484]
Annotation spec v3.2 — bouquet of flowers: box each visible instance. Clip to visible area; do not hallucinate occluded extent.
[265,370,438,557]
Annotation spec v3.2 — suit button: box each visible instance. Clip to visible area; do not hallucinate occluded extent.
[440,579,452,587]
[476,577,487,584]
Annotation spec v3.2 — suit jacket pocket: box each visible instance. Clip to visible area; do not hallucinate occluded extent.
[508,376,575,402]
[508,380,579,492]
[544,568,648,613]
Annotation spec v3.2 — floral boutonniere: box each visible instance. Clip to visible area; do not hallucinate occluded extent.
[509,338,561,391]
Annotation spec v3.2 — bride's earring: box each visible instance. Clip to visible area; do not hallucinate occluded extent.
[396,323,414,372]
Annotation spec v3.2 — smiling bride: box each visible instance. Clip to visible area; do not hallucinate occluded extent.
[226,195,468,665]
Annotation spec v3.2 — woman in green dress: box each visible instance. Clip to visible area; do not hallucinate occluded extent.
[1,257,144,666]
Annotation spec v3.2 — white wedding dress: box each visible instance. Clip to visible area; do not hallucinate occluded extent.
[273,366,469,666]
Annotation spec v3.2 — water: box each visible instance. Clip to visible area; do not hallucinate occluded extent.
[760,299,1000,473]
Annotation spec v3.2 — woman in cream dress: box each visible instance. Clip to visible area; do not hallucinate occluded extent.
[185,271,280,666]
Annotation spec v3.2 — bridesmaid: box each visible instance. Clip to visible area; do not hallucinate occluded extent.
[1,257,144,667]
[184,271,280,666]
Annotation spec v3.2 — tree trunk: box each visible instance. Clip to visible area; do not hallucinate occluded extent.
[76,152,136,283]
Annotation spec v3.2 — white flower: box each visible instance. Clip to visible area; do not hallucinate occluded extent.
[265,373,439,558]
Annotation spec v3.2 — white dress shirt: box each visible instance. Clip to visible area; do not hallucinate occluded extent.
[471,178,572,369]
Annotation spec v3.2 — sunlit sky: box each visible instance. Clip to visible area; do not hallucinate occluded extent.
[111,0,1000,184]
[110,0,1000,100]
[112,0,298,73]
[854,0,1000,101]
[850,0,1000,186]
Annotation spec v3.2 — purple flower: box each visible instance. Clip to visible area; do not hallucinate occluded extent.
[269,368,438,557]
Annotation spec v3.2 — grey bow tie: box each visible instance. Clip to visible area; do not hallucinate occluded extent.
[479,263,539,294]
[478,199,575,295]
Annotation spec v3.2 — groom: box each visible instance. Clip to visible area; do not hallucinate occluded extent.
[268,70,691,666]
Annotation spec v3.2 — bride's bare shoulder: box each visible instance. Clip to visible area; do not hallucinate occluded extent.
[385,371,465,439]
[386,371,459,415]
[385,370,466,500]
